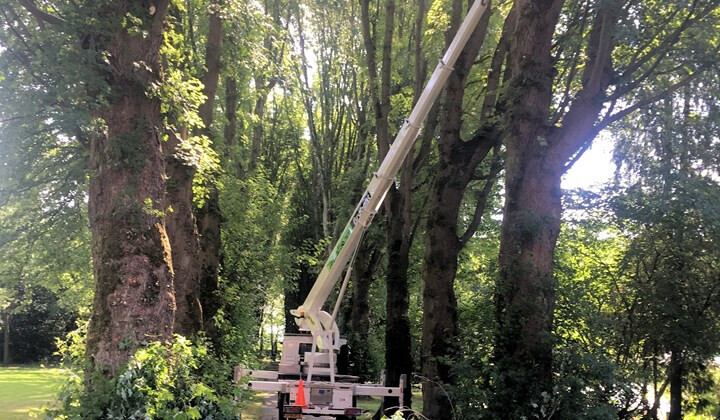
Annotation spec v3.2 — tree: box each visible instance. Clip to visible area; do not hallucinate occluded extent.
[82,1,178,373]
[0,285,78,364]
[360,0,427,409]
[490,1,720,415]
[166,0,223,337]
[418,0,502,414]
[1,0,234,374]
[609,81,720,418]
[289,0,382,349]
[3,0,182,373]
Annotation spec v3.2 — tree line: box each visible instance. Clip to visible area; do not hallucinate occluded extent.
[1,0,720,418]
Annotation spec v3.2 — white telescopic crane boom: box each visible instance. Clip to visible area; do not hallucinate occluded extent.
[291,0,490,348]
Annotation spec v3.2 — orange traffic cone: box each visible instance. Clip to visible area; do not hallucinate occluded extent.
[296,378,308,408]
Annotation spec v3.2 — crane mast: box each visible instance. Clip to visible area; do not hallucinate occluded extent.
[291,0,490,350]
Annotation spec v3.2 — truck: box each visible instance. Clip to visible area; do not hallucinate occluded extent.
[237,1,490,417]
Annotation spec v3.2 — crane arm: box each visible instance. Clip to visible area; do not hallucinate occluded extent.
[291,0,491,348]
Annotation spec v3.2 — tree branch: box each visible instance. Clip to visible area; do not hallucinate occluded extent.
[548,5,617,169]
[407,187,429,249]
[598,65,711,131]
[481,6,513,120]
[412,100,440,177]
[18,0,65,27]
[617,1,701,83]
[459,148,502,247]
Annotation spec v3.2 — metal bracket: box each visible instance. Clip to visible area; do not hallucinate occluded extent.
[373,171,396,183]
[438,59,454,71]
[405,119,421,130]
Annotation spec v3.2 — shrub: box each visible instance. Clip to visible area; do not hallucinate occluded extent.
[47,335,239,419]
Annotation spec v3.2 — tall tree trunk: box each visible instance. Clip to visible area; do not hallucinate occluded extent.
[248,76,268,173]
[195,7,223,340]
[420,151,471,418]
[2,312,9,365]
[197,7,222,128]
[360,0,416,411]
[165,131,203,336]
[493,151,562,414]
[383,188,414,410]
[166,4,222,337]
[668,350,684,420]
[419,1,494,416]
[348,245,379,381]
[490,2,620,416]
[490,0,563,414]
[85,0,176,374]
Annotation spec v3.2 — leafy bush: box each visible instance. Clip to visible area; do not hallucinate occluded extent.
[0,286,78,364]
[48,335,239,419]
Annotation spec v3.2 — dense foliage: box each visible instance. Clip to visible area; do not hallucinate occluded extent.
[49,335,239,419]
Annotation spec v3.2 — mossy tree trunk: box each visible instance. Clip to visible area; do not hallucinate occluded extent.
[86,0,176,374]
[420,159,466,418]
[490,1,568,413]
[492,146,562,414]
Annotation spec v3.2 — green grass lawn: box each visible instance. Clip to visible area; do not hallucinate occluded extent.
[0,365,69,419]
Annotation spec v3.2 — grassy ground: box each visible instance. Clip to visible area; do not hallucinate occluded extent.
[0,365,68,419]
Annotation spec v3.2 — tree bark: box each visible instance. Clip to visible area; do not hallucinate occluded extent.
[490,2,619,416]
[668,350,683,420]
[2,312,9,365]
[348,245,379,381]
[166,4,222,337]
[419,1,494,417]
[165,131,203,336]
[85,0,176,374]
[248,76,268,173]
[492,150,562,414]
[197,6,222,129]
